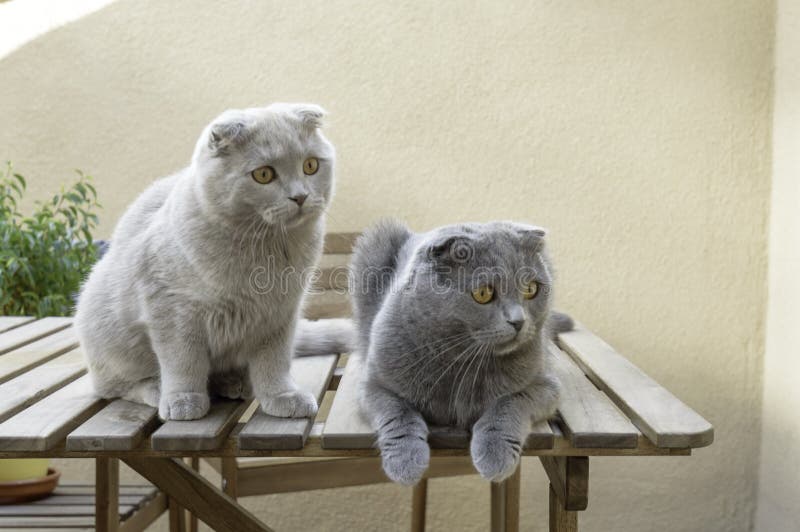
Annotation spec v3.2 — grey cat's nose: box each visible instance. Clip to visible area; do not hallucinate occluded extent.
[507,319,524,333]
[289,194,308,207]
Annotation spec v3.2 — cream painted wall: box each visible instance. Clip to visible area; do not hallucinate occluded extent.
[0,1,775,531]
[755,0,800,529]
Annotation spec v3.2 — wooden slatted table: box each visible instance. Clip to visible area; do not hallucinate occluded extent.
[0,313,713,532]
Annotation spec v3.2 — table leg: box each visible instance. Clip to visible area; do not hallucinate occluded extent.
[169,498,187,532]
[504,464,521,532]
[540,456,588,532]
[549,485,578,532]
[490,479,506,532]
[124,457,273,532]
[96,457,119,532]
[188,457,199,532]
[411,478,427,532]
[221,457,238,498]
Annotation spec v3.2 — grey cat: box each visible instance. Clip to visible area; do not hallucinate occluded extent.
[351,219,571,484]
[74,103,352,421]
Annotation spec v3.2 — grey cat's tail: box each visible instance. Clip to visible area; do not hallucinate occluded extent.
[294,319,355,357]
[349,218,413,352]
[547,311,574,338]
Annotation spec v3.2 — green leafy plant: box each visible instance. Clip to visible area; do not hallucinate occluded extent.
[0,163,101,317]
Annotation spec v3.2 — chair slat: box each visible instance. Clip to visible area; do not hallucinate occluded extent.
[557,324,714,448]
[321,353,373,449]
[0,316,36,334]
[0,327,79,385]
[0,317,72,356]
[0,504,136,516]
[239,354,338,450]
[304,290,351,319]
[311,254,351,291]
[67,399,159,451]
[0,348,85,423]
[323,232,360,254]
[0,375,104,451]
[549,342,639,448]
[150,399,249,451]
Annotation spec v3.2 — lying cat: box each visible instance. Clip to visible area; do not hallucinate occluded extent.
[351,219,571,484]
[74,103,352,421]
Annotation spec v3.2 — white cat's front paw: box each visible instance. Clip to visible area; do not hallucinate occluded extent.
[470,427,522,482]
[260,389,318,418]
[380,436,430,485]
[159,392,210,421]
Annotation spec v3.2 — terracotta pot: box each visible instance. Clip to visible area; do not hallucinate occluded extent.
[0,462,60,504]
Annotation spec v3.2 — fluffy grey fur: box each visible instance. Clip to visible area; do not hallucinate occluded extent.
[352,219,570,484]
[74,103,353,421]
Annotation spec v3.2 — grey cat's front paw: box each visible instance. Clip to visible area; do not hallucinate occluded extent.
[260,389,318,418]
[381,436,430,485]
[159,392,210,421]
[470,428,522,482]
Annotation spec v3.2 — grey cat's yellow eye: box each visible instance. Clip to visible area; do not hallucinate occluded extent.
[303,157,319,175]
[472,285,494,305]
[251,166,276,184]
[522,281,539,300]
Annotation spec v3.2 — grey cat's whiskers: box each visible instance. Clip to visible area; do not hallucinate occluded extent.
[392,333,475,380]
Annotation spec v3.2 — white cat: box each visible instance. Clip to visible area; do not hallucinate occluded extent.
[74,103,353,421]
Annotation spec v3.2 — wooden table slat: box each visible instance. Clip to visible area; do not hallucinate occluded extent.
[0,317,72,356]
[239,354,338,450]
[66,399,159,451]
[0,374,104,451]
[0,504,137,517]
[150,399,249,451]
[0,327,79,385]
[321,354,374,449]
[0,316,36,334]
[549,342,639,448]
[304,289,352,319]
[0,348,86,423]
[557,324,714,448]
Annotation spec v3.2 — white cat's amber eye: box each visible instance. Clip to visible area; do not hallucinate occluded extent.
[303,157,319,175]
[472,285,494,305]
[522,281,539,300]
[251,166,276,184]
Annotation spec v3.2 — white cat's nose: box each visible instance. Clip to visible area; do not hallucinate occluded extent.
[289,194,308,207]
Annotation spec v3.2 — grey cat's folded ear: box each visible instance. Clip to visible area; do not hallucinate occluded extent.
[516,226,547,253]
[292,104,327,130]
[425,234,476,266]
[207,112,250,155]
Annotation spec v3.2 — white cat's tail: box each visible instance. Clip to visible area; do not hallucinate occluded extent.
[294,319,356,357]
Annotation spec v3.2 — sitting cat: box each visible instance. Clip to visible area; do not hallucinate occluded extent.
[74,103,353,421]
[351,219,571,484]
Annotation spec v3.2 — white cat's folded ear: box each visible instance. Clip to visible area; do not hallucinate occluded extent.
[207,111,249,154]
[292,104,327,130]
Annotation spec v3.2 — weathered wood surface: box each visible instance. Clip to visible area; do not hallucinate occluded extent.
[557,325,714,448]
[95,457,120,532]
[549,342,639,448]
[124,457,273,532]
[0,317,72,355]
[0,316,35,334]
[305,289,351,319]
[67,399,159,451]
[239,354,338,450]
[0,326,79,384]
[311,254,352,291]
[151,400,248,451]
[321,353,373,449]
[0,374,104,451]
[0,347,85,423]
